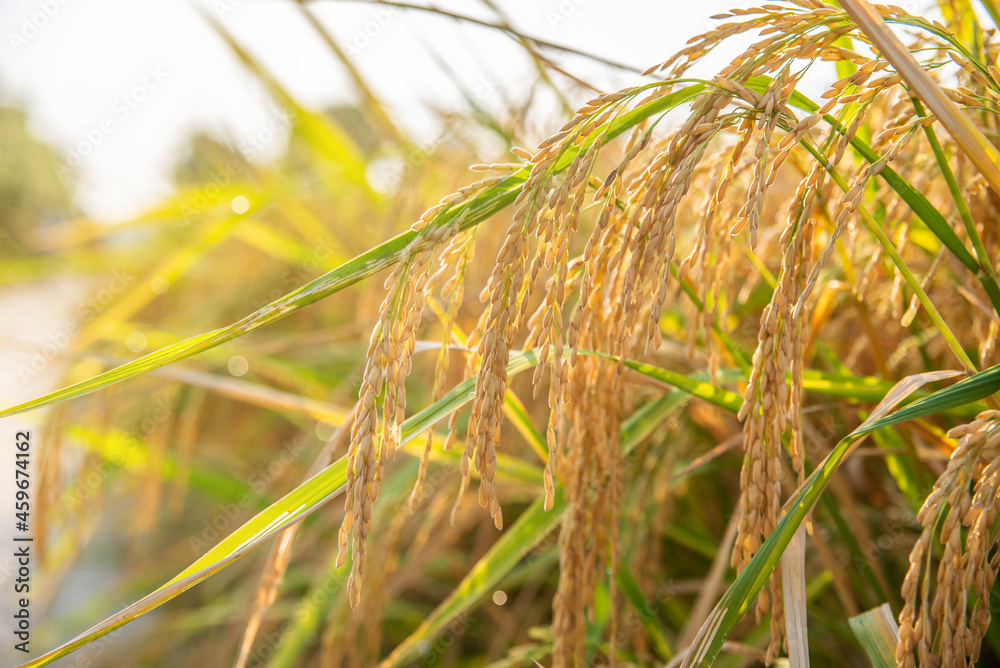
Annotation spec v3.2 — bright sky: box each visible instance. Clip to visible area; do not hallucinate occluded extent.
[0,0,762,221]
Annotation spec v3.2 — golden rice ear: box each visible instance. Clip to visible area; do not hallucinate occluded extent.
[897,412,1000,666]
[840,0,1000,198]
[338,217,464,608]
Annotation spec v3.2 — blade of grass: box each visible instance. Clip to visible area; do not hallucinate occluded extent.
[848,603,899,668]
[617,358,743,414]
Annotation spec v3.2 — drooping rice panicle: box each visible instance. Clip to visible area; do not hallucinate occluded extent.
[898,411,1000,667]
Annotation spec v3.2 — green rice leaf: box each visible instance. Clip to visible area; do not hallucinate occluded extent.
[849,603,900,668]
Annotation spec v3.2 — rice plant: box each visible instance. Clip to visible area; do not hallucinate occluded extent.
[6,0,1000,666]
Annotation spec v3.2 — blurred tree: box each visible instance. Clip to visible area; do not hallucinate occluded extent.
[0,104,75,256]
[326,104,384,157]
[172,131,253,186]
